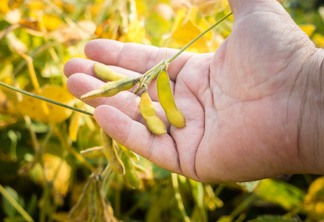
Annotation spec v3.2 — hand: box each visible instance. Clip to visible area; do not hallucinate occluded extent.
[64,0,324,182]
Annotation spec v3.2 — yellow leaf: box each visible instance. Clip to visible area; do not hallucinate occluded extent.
[6,32,27,54]
[120,20,147,43]
[69,111,82,142]
[42,14,63,31]
[170,7,210,52]
[255,179,304,210]
[299,24,316,37]
[170,7,187,33]
[135,0,147,17]
[172,18,208,51]
[30,153,71,197]
[0,0,9,13]
[303,176,324,220]
[312,33,324,48]
[0,89,18,127]
[26,0,45,11]
[17,85,74,123]
[0,61,13,82]
[0,88,17,115]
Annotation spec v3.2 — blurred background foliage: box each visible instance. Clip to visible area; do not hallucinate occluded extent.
[0,0,323,221]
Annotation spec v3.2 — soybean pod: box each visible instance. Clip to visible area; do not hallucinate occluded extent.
[122,154,141,189]
[139,91,166,135]
[94,63,126,81]
[81,77,138,100]
[101,130,125,175]
[80,146,104,159]
[157,69,186,128]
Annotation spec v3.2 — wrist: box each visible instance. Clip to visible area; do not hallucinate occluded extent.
[297,48,324,175]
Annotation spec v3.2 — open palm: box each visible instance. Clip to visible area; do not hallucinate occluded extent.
[64,0,322,182]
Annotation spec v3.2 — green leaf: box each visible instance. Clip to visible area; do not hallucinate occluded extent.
[238,180,260,192]
[145,9,171,45]
[255,179,305,210]
[303,176,324,220]
[2,186,25,217]
[153,164,171,179]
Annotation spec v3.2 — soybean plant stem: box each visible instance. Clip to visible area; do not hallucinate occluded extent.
[167,11,233,64]
[0,185,34,222]
[0,81,93,116]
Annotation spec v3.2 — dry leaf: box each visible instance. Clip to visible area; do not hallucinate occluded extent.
[49,20,96,45]
[5,8,21,24]
[6,32,27,54]
[30,153,71,197]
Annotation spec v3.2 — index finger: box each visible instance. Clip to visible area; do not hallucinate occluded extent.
[84,39,193,81]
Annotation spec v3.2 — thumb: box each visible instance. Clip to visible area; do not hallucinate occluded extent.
[228,0,283,18]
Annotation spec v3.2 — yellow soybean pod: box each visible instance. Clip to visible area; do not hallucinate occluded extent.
[122,155,141,189]
[139,91,166,135]
[81,77,137,99]
[157,69,186,128]
[101,131,125,175]
[94,63,126,81]
[80,146,104,159]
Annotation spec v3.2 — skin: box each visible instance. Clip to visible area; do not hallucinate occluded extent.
[64,0,324,182]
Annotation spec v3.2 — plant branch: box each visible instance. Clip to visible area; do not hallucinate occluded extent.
[0,81,93,116]
[0,185,34,222]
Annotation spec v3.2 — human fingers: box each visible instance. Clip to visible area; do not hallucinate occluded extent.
[67,73,170,124]
[64,58,140,79]
[64,58,95,77]
[94,105,182,174]
[64,58,175,100]
[84,39,193,81]
[67,73,140,118]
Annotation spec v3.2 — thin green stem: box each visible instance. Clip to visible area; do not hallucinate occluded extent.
[133,60,165,94]
[171,173,190,222]
[0,184,34,222]
[230,193,257,219]
[53,125,97,173]
[167,12,233,64]
[0,81,93,116]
